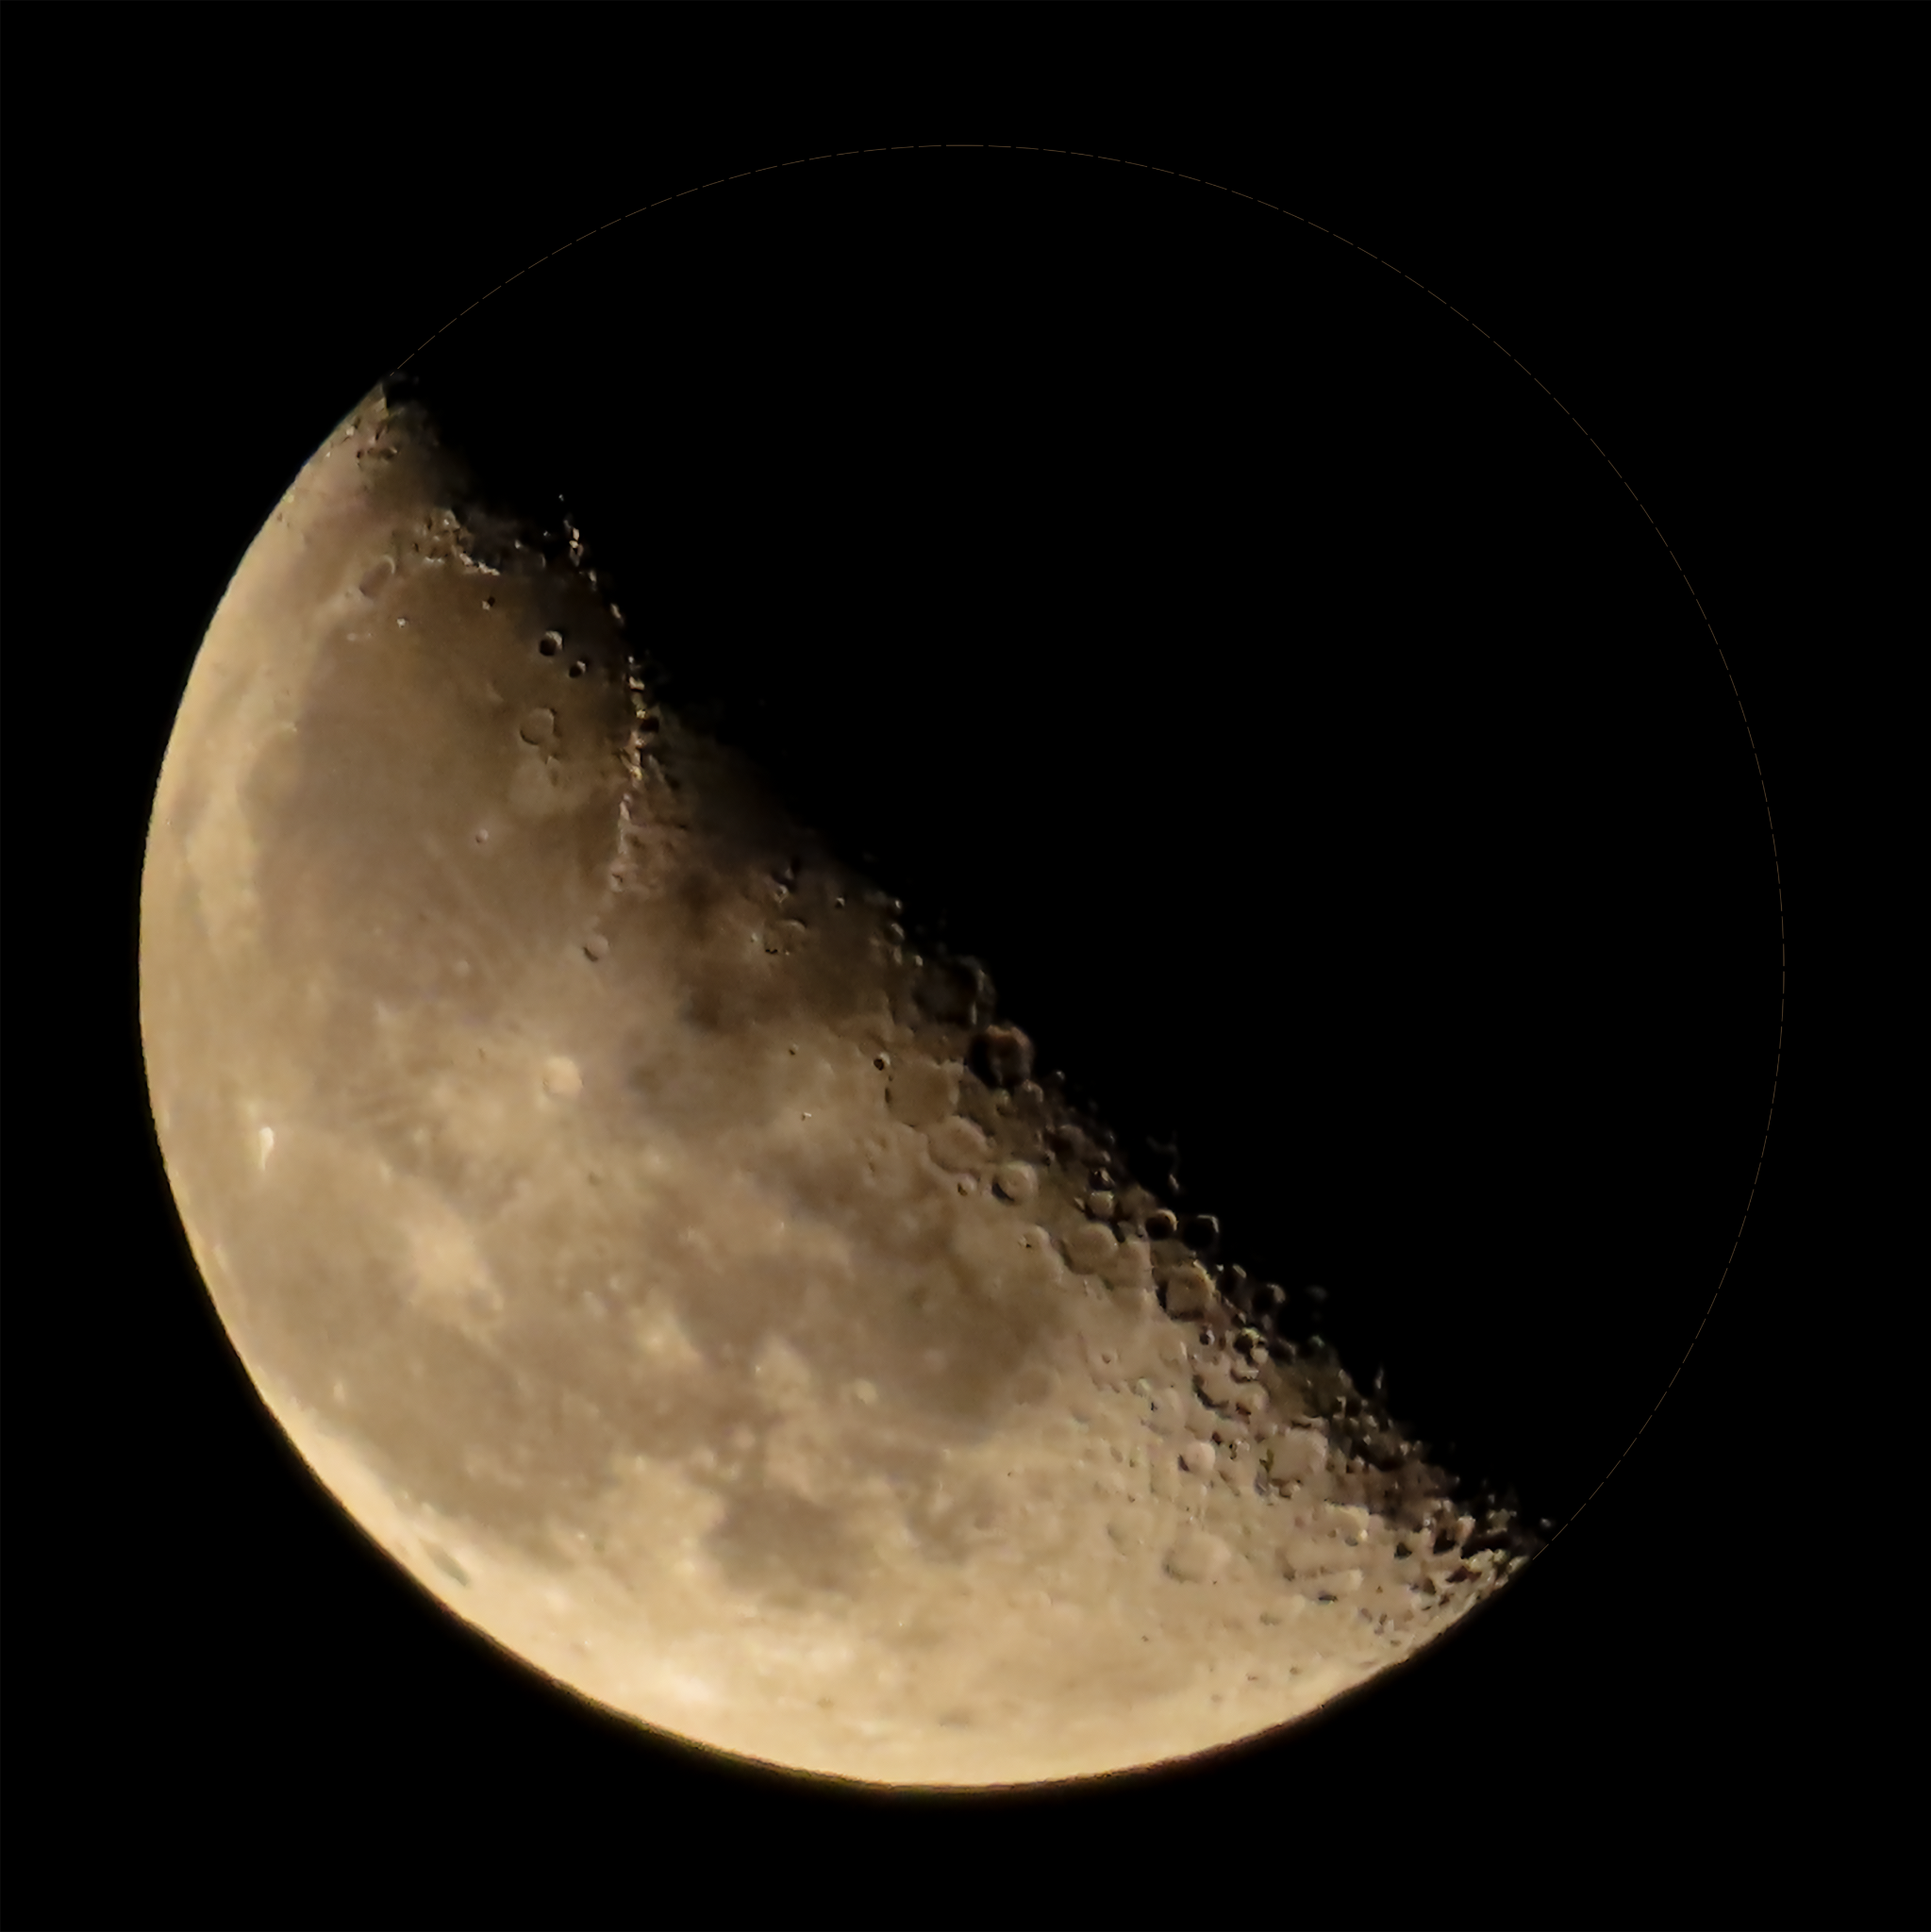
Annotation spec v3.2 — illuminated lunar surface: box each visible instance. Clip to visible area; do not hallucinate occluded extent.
[141,385,1528,1788]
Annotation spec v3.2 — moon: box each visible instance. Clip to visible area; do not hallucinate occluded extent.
[141,381,1530,1788]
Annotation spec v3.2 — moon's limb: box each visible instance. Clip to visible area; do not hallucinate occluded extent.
[141,385,1524,1788]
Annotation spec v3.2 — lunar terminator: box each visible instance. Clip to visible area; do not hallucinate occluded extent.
[140,383,1529,1787]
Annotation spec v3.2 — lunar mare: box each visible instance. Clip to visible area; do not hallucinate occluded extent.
[141,385,1527,1787]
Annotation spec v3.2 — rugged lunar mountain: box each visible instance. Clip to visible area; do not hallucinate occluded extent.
[141,383,1530,1787]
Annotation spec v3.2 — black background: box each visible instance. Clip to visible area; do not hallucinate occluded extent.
[3,11,1908,1931]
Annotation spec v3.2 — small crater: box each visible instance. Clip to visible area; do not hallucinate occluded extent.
[927,1117,990,1174]
[1164,1526,1230,1583]
[1161,1260,1215,1318]
[1182,1214,1221,1256]
[424,1544,471,1587]
[913,956,992,1027]
[968,1023,1034,1089]
[1266,1430,1326,1490]
[991,1161,1038,1205]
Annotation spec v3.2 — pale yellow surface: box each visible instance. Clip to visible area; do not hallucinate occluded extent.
[141,387,1521,1788]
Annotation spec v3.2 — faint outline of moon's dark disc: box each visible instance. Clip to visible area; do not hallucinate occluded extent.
[377,142,1780,1569]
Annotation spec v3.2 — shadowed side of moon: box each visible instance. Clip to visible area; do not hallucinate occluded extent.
[140,384,1527,1788]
